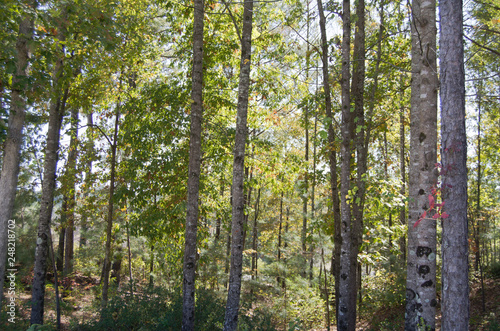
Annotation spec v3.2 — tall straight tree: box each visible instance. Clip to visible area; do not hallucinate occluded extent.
[439,0,469,328]
[31,6,69,324]
[0,0,34,308]
[337,0,357,328]
[181,0,205,328]
[405,0,438,329]
[223,0,254,329]
[100,96,120,308]
[350,0,365,325]
[317,0,341,315]
[63,107,79,276]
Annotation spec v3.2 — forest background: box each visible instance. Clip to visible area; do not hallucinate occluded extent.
[0,0,499,330]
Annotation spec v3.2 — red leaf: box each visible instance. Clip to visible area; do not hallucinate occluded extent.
[428,194,435,209]
[441,212,450,219]
[414,218,423,228]
[433,214,440,219]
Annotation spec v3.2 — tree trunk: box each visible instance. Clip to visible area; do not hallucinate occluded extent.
[439,0,469,328]
[30,77,68,325]
[181,0,205,327]
[149,245,154,287]
[0,2,34,308]
[56,221,65,272]
[317,0,341,318]
[399,77,407,266]
[251,188,261,283]
[80,112,94,248]
[223,1,253,329]
[277,191,284,286]
[64,107,79,276]
[350,0,366,321]
[405,0,438,329]
[126,219,133,292]
[100,100,120,308]
[302,0,311,278]
[338,0,356,328]
[30,7,69,322]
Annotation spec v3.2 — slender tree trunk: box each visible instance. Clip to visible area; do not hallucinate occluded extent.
[126,219,133,291]
[48,227,61,330]
[475,89,486,312]
[56,212,66,272]
[181,0,205,327]
[0,2,34,307]
[338,0,356,328]
[277,191,284,286]
[302,0,310,278]
[440,0,469,328]
[30,8,69,322]
[399,77,407,266]
[223,1,253,329]
[215,176,225,241]
[63,107,79,276]
[350,0,366,321]
[80,112,94,248]
[31,77,69,325]
[149,245,154,287]
[242,145,254,251]
[317,0,341,318]
[101,101,120,308]
[251,188,261,282]
[405,0,438,329]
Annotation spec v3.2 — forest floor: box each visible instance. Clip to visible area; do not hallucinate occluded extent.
[356,277,500,331]
[2,274,499,330]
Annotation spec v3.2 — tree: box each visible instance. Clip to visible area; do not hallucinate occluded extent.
[223,0,254,329]
[440,0,469,328]
[316,0,341,319]
[405,0,438,329]
[337,0,357,328]
[0,0,34,308]
[181,0,205,328]
[100,91,120,308]
[63,106,79,276]
[31,5,70,324]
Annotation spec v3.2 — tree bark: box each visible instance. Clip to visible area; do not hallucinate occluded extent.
[302,0,310,278]
[0,1,34,308]
[100,100,120,308]
[56,219,65,272]
[405,0,438,329]
[350,0,366,322]
[223,1,253,329]
[80,112,94,248]
[338,0,356,328]
[251,188,261,283]
[316,0,341,318]
[440,0,469,328]
[399,76,407,266]
[181,0,204,328]
[30,7,69,323]
[277,191,284,286]
[63,107,79,276]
